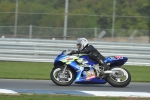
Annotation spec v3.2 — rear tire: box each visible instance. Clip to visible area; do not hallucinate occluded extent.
[50,66,75,86]
[106,67,131,87]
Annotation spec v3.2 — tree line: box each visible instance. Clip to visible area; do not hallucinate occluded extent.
[0,0,150,30]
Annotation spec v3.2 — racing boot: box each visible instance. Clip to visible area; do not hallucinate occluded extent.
[96,60,110,78]
[99,60,109,71]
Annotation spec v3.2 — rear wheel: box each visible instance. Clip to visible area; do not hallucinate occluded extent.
[106,67,131,87]
[50,66,75,86]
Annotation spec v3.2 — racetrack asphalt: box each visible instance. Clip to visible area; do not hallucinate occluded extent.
[0,79,150,97]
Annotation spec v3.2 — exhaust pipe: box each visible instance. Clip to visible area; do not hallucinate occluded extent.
[104,70,116,74]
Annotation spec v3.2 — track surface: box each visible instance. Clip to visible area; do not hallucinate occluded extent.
[0,79,150,93]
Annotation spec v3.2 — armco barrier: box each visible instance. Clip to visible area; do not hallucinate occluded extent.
[0,38,150,66]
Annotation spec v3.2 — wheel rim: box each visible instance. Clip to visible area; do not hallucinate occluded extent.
[53,68,73,83]
[110,68,128,82]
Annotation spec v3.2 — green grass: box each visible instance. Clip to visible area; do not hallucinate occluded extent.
[0,61,150,82]
[0,61,52,80]
[0,94,149,100]
[123,66,150,82]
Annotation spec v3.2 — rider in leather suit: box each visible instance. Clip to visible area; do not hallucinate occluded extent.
[69,38,108,77]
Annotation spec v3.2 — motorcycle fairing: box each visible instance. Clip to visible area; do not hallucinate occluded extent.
[54,54,107,84]
[74,67,107,84]
[104,56,128,67]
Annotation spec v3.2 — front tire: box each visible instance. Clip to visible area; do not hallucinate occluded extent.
[50,66,75,86]
[106,67,131,87]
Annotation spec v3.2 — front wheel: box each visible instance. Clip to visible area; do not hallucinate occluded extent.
[106,67,131,87]
[50,66,75,86]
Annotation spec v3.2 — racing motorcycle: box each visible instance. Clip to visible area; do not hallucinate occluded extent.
[50,49,131,87]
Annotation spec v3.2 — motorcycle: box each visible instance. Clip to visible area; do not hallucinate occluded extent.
[50,49,131,87]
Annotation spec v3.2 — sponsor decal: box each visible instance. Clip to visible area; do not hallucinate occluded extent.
[86,70,95,80]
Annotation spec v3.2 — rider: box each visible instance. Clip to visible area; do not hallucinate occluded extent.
[69,38,108,77]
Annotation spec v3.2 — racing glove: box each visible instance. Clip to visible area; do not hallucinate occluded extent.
[69,50,77,55]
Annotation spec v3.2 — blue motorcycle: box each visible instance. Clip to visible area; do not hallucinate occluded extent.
[50,49,131,87]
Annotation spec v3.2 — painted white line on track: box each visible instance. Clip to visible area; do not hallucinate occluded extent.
[1,88,150,98]
[81,91,150,97]
[0,89,18,94]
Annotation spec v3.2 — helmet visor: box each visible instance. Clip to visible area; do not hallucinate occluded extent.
[77,43,81,49]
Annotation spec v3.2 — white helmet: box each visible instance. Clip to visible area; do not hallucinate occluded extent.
[77,38,88,50]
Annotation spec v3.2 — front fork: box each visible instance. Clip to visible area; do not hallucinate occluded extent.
[62,64,67,74]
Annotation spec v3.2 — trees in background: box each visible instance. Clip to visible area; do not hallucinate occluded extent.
[0,0,149,30]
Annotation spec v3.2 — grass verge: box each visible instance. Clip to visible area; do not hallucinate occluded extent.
[0,94,150,100]
[0,61,150,82]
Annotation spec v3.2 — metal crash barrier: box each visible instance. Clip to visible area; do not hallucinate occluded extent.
[0,38,150,66]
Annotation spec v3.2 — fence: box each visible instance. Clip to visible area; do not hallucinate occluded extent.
[0,26,149,43]
[0,38,150,66]
[0,0,150,43]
